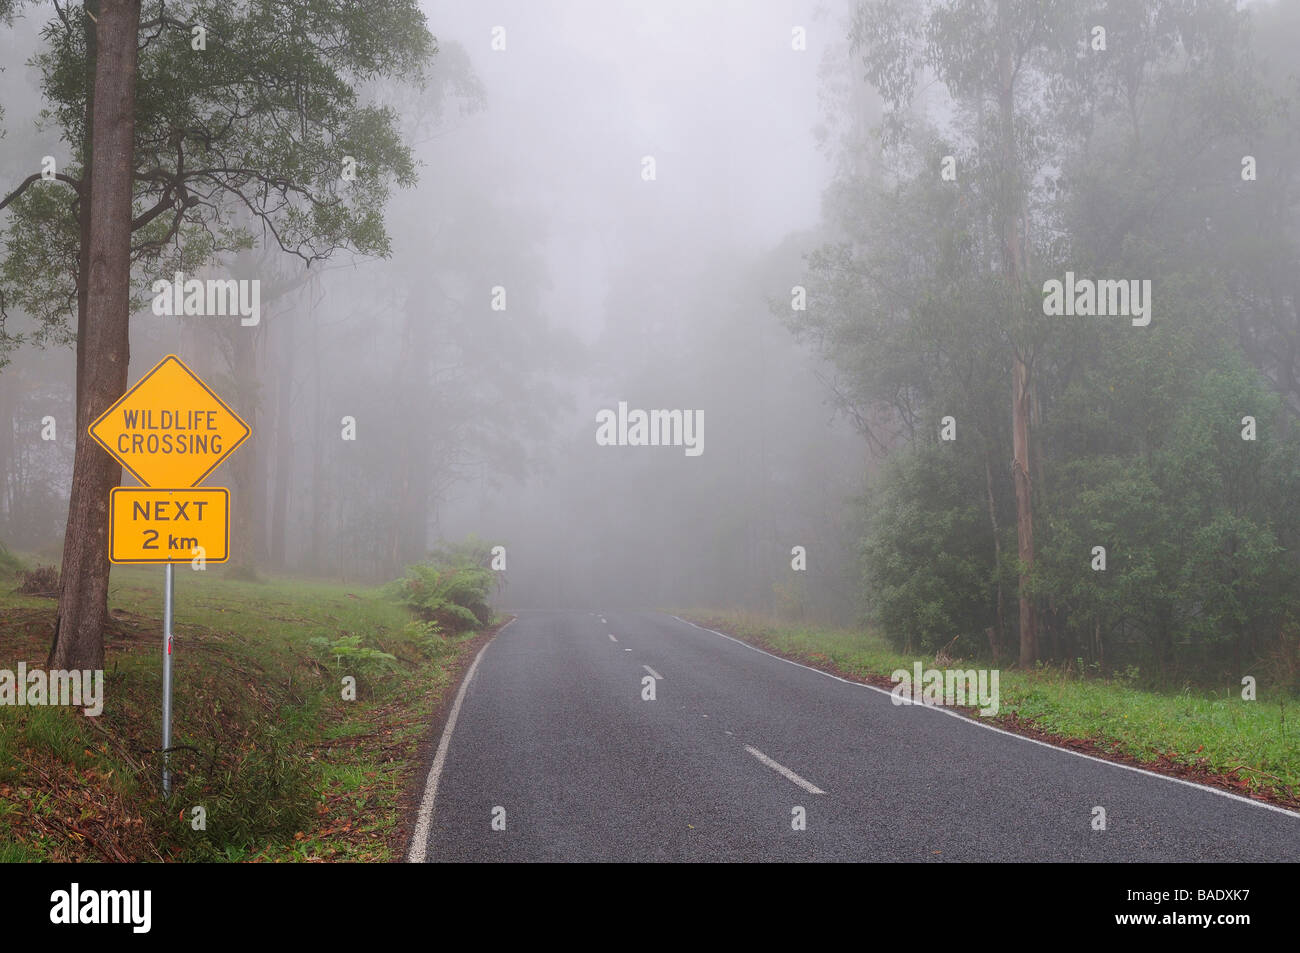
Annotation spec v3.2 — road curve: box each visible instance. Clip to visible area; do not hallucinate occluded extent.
[415,611,1300,862]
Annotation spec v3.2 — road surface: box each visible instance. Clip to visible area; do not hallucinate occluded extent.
[413,611,1300,862]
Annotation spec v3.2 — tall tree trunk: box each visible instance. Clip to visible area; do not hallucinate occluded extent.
[1012,354,1037,666]
[51,0,142,670]
[227,319,264,577]
[388,301,431,575]
[983,450,1004,662]
[0,371,13,527]
[269,312,294,568]
[0,372,11,522]
[998,0,1037,668]
[309,311,324,574]
[74,1,98,423]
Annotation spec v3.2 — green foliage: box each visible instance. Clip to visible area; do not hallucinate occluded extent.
[797,0,1300,685]
[1036,355,1300,680]
[0,567,476,861]
[387,539,497,634]
[308,634,398,687]
[861,444,998,654]
[158,723,317,860]
[0,175,81,355]
[404,619,472,662]
[0,0,436,359]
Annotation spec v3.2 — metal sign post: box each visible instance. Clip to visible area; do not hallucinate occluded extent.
[162,562,174,797]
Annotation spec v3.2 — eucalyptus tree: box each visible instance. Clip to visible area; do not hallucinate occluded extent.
[797,0,1262,665]
[0,0,434,668]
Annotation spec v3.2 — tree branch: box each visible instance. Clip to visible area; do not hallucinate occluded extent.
[0,171,81,212]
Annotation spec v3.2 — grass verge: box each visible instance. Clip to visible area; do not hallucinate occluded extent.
[0,561,494,861]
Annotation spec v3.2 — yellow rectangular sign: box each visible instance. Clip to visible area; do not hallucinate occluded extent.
[109,488,229,564]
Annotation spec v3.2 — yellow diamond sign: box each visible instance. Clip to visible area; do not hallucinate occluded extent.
[89,354,250,487]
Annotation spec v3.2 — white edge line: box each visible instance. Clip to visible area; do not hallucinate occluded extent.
[671,615,1300,820]
[407,619,514,862]
[745,745,825,795]
[643,664,662,679]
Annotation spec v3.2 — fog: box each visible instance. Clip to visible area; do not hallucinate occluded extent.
[410,0,862,613]
[0,0,870,619]
[3,0,1299,657]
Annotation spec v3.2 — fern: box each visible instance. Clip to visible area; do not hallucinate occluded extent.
[387,546,497,634]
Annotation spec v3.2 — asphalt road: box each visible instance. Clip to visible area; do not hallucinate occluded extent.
[414,611,1300,862]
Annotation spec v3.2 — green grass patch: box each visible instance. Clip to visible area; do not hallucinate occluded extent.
[0,561,490,862]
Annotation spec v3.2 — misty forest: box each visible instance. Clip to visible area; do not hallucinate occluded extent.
[1,0,1299,865]
[3,0,1300,681]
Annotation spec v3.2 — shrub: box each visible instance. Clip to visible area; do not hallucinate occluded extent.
[307,635,398,687]
[387,541,497,634]
[155,725,316,860]
[16,564,58,597]
[860,444,997,655]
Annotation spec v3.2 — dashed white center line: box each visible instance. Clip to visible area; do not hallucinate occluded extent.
[624,648,631,652]
[600,617,607,624]
[744,745,826,795]
[642,665,662,680]
[608,634,617,642]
